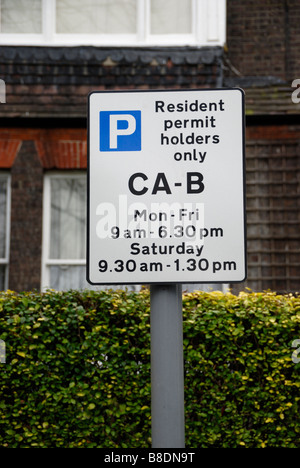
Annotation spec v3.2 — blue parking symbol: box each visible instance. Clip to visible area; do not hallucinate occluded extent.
[100,111,141,152]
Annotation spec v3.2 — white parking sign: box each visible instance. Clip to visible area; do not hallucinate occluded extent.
[87,89,247,285]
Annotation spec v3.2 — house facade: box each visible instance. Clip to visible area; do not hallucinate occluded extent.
[0,0,299,294]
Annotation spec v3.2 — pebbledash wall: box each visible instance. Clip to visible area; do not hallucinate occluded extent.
[0,0,300,294]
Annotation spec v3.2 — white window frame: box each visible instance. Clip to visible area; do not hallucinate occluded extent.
[0,173,11,291]
[41,171,86,291]
[0,0,226,47]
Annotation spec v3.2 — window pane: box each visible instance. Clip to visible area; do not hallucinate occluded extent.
[50,178,86,260]
[56,0,137,34]
[151,0,192,35]
[50,265,88,290]
[0,0,42,33]
[0,178,7,259]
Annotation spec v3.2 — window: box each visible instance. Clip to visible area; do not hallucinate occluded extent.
[0,0,42,33]
[42,173,88,291]
[0,0,226,46]
[0,173,10,291]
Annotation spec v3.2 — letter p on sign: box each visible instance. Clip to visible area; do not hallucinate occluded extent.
[100,110,141,152]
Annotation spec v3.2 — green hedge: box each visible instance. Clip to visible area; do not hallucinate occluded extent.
[0,289,299,448]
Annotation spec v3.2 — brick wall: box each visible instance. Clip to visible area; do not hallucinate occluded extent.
[232,124,300,294]
[9,141,43,291]
[0,128,87,169]
[226,0,300,81]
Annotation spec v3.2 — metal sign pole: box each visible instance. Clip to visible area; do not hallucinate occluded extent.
[150,284,185,448]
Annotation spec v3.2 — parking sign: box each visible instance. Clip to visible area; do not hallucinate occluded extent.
[87,89,246,285]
